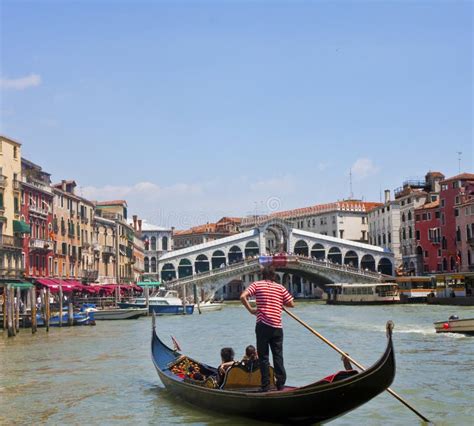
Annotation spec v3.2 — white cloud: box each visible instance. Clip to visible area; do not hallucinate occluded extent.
[249,175,296,193]
[351,158,379,179]
[0,73,42,90]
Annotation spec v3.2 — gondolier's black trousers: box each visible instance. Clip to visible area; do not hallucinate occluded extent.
[256,322,285,389]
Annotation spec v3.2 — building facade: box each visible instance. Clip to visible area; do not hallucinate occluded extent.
[414,200,441,274]
[0,135,25,280]
[172,217,241,250]
[51,180,95,280]
[139,220,172,281]
[396,172,444,275]
[20,158,54,278]
[95,200,135,283]
[367,190,402,267]
[439,173,474,272]
[93,215,117,283]
[456,193,474,273]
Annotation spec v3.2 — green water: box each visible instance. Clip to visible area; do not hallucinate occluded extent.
[1,303,473,425]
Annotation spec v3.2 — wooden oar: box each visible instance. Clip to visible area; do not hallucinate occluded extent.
[283,307,431,423]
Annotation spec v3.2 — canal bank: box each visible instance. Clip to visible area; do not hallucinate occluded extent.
[1,303,473,425]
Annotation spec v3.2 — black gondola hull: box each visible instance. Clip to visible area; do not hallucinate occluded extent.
[151,323,396,424]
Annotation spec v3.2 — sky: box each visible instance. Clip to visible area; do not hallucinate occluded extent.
[1,0,472,229]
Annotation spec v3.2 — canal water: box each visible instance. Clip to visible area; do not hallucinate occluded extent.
[1,303,473,425]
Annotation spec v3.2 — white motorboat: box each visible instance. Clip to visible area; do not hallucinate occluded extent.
[434,316,474,335]
[195,301,224,312]
[118,290,194,315]
[84,307,148,320]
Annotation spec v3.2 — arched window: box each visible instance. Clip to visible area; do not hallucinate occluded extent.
[408,211,412,221]
[401,213,406,222]
[408,226,412,239]
[162,236,168,251]
[144,257,149,272]
[151,257,157,273]
[150,236,156,251]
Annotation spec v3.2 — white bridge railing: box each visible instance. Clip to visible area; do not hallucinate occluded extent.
[163,255,387,289]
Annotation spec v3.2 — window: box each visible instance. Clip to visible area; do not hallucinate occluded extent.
[388,232,391,243]
[441,199,445,207]
[422,213,427,221]
[408,211,412,221]
[441,213,445,225]
[424,251,428,258]
[416,215,420,221]
[416,230,420,240]
[13,146,18,159]
[339,230,344,239]
[0,192,3,208]
[454,208,459,217]
[455,196,460,205]
[428,212,431,220]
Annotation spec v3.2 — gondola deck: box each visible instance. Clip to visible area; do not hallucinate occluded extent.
[151,318,396,424]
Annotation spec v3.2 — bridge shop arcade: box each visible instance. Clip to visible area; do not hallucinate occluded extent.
[158,219,394,301]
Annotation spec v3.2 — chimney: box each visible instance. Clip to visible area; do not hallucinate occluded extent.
[61,179,67,192]
[133,215,138,231]
[384,189,390,204]
[138,219,142,233]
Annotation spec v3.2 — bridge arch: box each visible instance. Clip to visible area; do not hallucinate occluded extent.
[294,240,309,256]
[328,247,342,264]
[178,258,193,278]
[361,254,376,272]
[195,254,210,273]
[344,250,358,268]
[244,241,259,258]
[259,218,292,253]
[211,250,226,269]
[161,263,176,281]
[310,243,325,260]
[378,257,393,275]
[228,245,243,264]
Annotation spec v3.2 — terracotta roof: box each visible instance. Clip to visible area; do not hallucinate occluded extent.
[415,200,440,211]
[96,200,128,206]
[270,201,382,219]
[217,217,242,224]
[441,173,474,183]
[426,171,445,177]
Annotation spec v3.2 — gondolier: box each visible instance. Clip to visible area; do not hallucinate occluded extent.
[240,266,295,391]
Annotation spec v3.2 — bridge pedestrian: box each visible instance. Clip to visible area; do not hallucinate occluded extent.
[240,266,295,392]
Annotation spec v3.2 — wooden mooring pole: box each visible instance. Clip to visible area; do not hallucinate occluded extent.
[68,301,74,326]
[31,286,37,334]
[3,287,7,332]
[145,285,150,316]
[59,284,63,327]
[45,287,50,332]
[15,286,20,333]
[182,285,186,315]
[8,285,16,337]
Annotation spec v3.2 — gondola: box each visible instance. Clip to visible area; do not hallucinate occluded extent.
[151,317,396,424]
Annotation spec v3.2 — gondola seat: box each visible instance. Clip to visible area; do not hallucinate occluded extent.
[221,361,275,390]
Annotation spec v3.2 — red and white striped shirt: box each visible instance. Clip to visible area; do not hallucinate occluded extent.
[246,280,293,328]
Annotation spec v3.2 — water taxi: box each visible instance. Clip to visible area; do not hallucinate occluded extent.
[326,283,400,305]
[396,276,435,303]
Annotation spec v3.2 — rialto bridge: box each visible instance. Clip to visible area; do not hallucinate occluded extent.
[157,219,394,298]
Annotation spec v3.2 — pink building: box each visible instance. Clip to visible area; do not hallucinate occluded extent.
[455,182,474,272]
[439,173,474,271]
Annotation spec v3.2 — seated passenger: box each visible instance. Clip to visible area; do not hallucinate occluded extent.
[242,345,258,362]
[218,347,235,381]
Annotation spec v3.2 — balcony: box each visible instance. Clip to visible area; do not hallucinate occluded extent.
[82,269,98,281]
[0,174,7,188]
[82,241,91,249]
[12,179,21,191]
[102,245,116,255]
[29,238,52,250]
[29,204,49,217]
[92,243,100,252]
[0,234,23,249]
[80,216,89,224]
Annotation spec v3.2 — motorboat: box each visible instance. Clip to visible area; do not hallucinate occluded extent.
[119,289,194,315]
[434,316,474,335]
